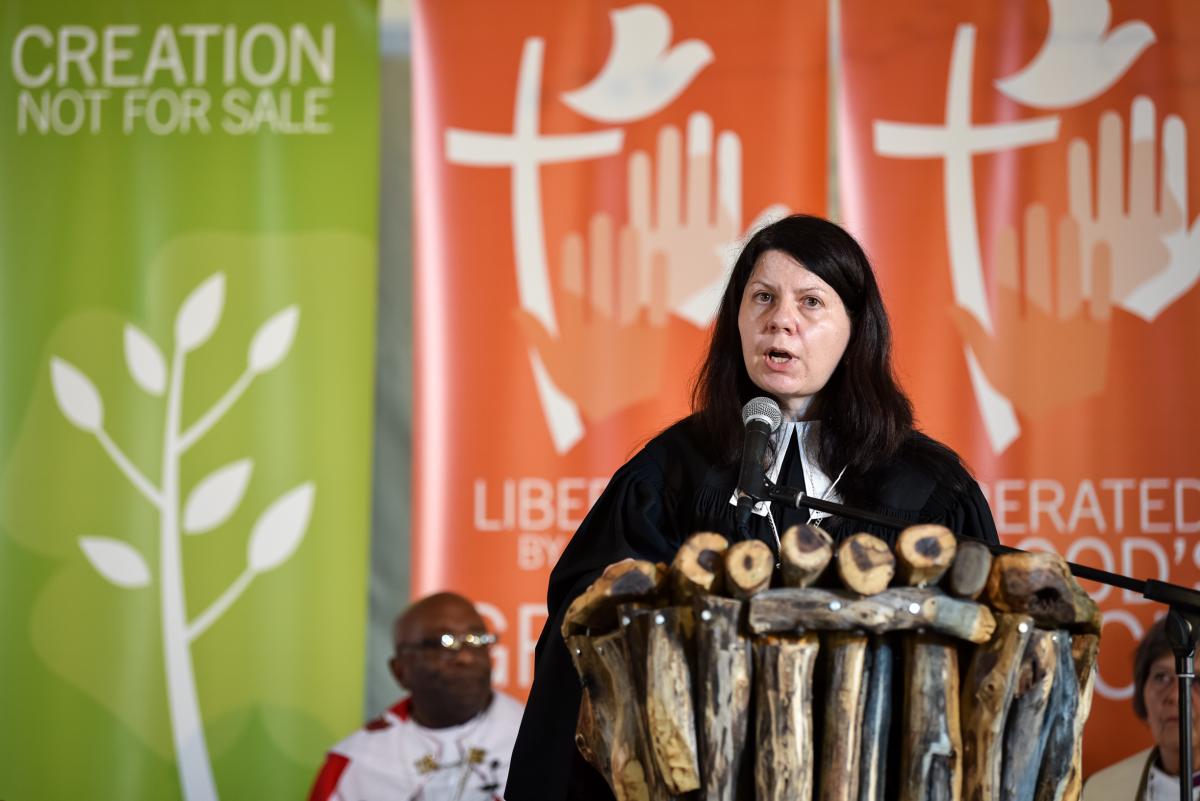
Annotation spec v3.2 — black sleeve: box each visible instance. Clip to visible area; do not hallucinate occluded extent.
[894,432,1000,546]
[939,475,999,545]
[822,439,1000,548]
[505,454,683,801]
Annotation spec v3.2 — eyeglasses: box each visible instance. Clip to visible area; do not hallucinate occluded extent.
[397,632,497,655]
[1147,668,1200,692]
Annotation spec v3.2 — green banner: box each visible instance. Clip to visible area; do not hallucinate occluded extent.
[0,3,379,800]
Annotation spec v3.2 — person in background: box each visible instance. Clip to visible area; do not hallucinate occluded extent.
[505,214,999,800]
[308,592,524,801]
[1084,618,1200,801]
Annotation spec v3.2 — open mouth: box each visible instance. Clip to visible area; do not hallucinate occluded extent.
[767,348,793,363]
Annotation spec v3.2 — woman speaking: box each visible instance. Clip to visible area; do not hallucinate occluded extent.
[504,214,999,800]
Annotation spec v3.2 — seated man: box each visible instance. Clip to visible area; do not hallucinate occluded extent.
[1084,617,1200,800]
[308,592,524,801]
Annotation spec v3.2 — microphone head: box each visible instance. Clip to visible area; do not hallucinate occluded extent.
[741,396,782,432]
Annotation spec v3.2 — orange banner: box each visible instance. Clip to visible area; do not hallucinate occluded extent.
[838,0,1200,775]
[412,0,828,696]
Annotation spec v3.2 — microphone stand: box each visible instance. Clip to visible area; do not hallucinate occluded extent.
[1165,610,1200,801]
[759,478,1200,801]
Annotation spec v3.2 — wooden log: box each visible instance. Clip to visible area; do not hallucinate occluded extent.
[837,533,896,596]
[563,559,664,637]
[947,540,993,600]
[1062,635,1100,801]
[895,524,958,587]
[1034,633,1081,801]
[780,523,834,588]
[592,628,664,801]
[645,607,701,794]
[899,632,962,801]
[1000,629,1058,801]
[693,594,752,801]
[1075,633,1099,695]
[725,539,775,599]
[618,605,676,800]
[576,690,605,778]
[985,552,1101,633]
[567,634,616,788]
[1070,634,1100,692]
[896,527,960,801]
[620,605,656,703]
[671,532,730,603]
[857,635,894,801]
[960,613,1034,801]
[748,587,996,643]
[754,633,820,801]
[820,632,870,801]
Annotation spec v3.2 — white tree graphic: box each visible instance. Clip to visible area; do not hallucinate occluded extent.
[49,272,315,801]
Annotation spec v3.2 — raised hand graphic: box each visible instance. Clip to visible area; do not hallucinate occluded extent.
[1068,95,1199,320]
[951,205,1113,420]
[515,212,669,424]
[628,111,742,326]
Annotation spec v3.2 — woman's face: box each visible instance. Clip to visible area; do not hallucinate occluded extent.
[1143,652,1200,758]
[737,249,852,418]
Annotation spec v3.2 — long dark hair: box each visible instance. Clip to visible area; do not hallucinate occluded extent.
[691,214,959,501]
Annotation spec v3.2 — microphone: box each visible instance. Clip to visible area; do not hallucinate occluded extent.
[736,396,783,532]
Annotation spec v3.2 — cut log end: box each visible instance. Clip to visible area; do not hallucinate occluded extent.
[895,524,957,587]
[836,533,896,596]
[780,524,833,588]
[725,539,775,599]
[670,531,730,603]
[986,551,1101,632]
[562,559,663,638]
[948,539,994,600]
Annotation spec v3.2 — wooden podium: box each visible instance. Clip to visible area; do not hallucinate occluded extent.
[562,525,1101,801]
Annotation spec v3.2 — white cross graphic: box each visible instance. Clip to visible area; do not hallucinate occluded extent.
[874,24,1060,453]
[446,38,623,451]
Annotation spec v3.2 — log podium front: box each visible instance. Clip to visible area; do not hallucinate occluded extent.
[561,525,1101,801]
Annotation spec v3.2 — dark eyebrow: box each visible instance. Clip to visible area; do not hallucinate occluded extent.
[748,278,832,297]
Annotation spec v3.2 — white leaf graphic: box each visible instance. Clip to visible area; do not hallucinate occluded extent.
[247,483,315,573]
[80,536,152,588]
[124,324,167,396]
[50,357,104,432]
[248,306,299,373]
[175,273,225,353]
[183,459,254,535]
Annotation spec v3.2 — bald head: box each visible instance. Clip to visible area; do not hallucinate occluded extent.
[393,592,485,650]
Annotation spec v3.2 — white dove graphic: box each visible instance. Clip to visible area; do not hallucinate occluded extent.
[561,4,713,123]
[994,0,1154,109]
